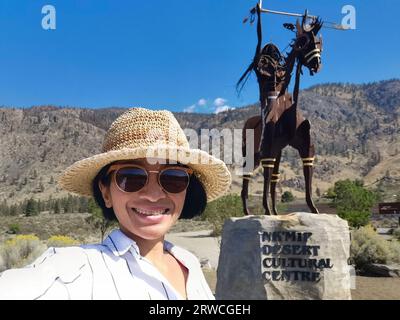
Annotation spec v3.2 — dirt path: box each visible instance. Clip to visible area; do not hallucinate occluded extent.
[351,276,400,300]
[165,230,220,268]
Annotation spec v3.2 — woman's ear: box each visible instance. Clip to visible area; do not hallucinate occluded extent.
[98,181,113,208]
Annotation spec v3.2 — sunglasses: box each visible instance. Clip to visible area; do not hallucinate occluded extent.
[107,164,193,194]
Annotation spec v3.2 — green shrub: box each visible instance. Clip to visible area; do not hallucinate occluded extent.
[331,180,377,228]
[0,234,46,272]
[7,223,20,234]
[350,226,400,271]
[324,187,336,199]
[281,191,295,203]
[47,235,80,247]
[340,210,372,229]
[201,194,244,236]
[389,241,400,264]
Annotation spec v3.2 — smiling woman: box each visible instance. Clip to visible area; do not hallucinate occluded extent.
[0,107,231,300]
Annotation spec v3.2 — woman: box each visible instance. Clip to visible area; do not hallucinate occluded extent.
[0,107,231,300]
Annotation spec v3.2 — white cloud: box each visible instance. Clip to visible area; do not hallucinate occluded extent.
[183,97,234,114]
[214,105,235,114]
[198,98,207,106]
[214,98,227,107]
[213,97,235,114]
[183,104,196,113]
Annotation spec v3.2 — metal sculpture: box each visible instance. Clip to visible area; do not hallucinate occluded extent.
[239,2,324,215]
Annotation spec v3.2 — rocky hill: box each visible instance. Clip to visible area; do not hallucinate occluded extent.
[0,79,399,206]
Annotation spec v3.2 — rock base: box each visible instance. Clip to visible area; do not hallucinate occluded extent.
[215,212,352,300]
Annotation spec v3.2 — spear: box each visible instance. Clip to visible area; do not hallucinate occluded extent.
[245,1,350,31]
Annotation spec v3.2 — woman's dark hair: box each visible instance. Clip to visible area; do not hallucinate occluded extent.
[92,162,207,221]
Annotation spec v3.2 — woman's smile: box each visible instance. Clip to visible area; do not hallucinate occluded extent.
[129,205,172,224]
[131,209,169,224]
[132,206,171,216]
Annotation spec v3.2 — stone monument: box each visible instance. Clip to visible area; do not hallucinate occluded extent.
[215,212,352,300]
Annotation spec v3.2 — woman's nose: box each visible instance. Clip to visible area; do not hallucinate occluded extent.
[138,172,166,201]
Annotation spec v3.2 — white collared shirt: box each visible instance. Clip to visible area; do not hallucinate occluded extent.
[0,229,215,300]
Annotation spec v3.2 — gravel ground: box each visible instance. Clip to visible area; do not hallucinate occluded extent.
[202,270,400,299]
[165,230,220,268]
[351,276,400,300]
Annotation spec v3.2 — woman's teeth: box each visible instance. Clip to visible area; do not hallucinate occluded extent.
[133,208,169,216]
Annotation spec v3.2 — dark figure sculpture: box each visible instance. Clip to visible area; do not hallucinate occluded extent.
[238,4,323,215]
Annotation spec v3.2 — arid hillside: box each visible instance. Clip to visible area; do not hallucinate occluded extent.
[0,80,399,206]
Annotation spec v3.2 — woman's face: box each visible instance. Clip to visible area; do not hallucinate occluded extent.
[99,158,187,242]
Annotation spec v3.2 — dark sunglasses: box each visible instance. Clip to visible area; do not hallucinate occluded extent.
[107,164,193,194]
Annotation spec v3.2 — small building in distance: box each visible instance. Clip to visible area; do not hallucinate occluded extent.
[372,202,400,228]
[378,202,400,215]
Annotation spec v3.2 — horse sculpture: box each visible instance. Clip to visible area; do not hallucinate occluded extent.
[238,3,323,215]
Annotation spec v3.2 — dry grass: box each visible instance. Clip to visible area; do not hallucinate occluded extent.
[0,212,213,245]
[0,213,100,244]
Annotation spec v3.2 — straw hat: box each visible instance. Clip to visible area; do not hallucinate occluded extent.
[58,107,231,202]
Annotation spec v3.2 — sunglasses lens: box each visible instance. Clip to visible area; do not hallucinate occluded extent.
[159,169,190,193]
[115,167,147,192]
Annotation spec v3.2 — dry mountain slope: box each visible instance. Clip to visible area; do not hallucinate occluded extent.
[0,80,399,205]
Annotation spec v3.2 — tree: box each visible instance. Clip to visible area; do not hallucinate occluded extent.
[78,196,88,213]
[324,187,334,199]
[281,191,295,203]
[331,179,377,228]
[87,198,114,242]
[53,199,61,214]
[62,195,74,213]
[25,198,39,216]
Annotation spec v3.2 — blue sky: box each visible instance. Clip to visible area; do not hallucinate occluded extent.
[0,0,398,113]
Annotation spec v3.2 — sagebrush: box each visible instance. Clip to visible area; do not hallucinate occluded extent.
[47,235,79,247]
[351,226,400,271]
[201,194,244,236]
[0,234,46,272]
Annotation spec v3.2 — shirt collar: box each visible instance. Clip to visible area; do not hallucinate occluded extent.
[162,240,188,269]
[102,229,178,260]
[103,229,141,257]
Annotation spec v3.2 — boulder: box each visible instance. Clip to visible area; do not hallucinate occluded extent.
[363,263,400,277]
[216,212,352,300]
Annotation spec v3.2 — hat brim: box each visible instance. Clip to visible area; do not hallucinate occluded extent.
[57,146,232,202]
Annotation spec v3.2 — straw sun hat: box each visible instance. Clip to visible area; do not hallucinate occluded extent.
[58,108,232,202]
